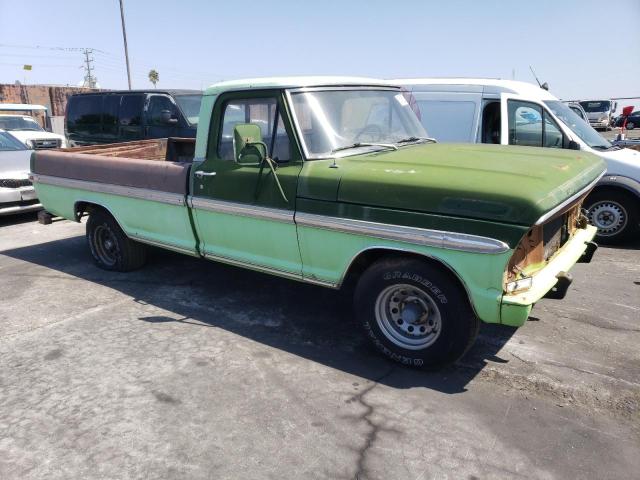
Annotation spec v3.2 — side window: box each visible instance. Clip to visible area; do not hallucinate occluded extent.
[543,115,564,148]
[416,100,477,142]
[147,96,178,126]
[481,101,501,144]
[102,95,121,136]
[218,98,290,161]
[507,100,543,147]
[119,95,143,126]
[67,95,102,133]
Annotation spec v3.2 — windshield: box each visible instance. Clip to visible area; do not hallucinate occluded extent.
[0,131,28,151]
[0,116,44,131]
[289,89,428,158]
[544,100,612,149]
[579,100,611,113]
[174,94,202,125]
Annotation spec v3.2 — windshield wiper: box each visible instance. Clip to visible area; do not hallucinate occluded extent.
[395,136,437,145]
[331,142,398,154]
[591,145,611,151]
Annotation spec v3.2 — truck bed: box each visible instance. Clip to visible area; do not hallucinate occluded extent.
[32,138,194,195]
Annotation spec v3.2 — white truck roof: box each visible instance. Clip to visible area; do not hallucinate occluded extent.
[205,76,393,96]
[394,78,559,101]
[0,103,48,111]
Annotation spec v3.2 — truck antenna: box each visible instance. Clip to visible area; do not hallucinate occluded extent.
[529,65,549,91]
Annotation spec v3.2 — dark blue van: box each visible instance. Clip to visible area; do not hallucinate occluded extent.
[65,90,202,146]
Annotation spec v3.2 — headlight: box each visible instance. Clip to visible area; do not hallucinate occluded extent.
[505,276,533,294]
[600,116,608,122]
[25,139,34,148]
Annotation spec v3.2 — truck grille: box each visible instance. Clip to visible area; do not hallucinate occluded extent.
[31,138,61,149]
[0,179,32,188]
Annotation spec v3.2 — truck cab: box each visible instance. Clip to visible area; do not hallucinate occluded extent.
[396,78,640,243]
[0,104,67,149]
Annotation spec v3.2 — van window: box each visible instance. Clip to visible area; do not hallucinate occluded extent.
[415,100,476,142]
[147,96,178,126]
[67,95,102,134]
[481,102,501,144]
[508,100,565,148]
[119,95,143,126]
[103,95,121,137]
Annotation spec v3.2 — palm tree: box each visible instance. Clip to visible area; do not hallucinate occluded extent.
[148,69,159,88]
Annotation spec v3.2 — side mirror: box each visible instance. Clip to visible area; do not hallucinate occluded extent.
[233,123,267,165]
[160,109,178,125]
[567,140,581,150]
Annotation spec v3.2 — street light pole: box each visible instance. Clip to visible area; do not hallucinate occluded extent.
[119,0,132,90]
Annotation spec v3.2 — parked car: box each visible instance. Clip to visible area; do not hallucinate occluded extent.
[0,103,67,149]
[396,78,640,243]
[65,90,203,146]
[614,111,640,130]
[578,99,617,130]
[0,130,41,216]
[31,77,604,368]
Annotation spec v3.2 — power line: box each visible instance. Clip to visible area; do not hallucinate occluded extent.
[81,48,98,88]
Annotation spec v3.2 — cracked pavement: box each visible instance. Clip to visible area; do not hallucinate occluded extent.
[0,213,639,479]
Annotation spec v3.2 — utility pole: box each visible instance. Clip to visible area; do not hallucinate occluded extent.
[119,0,132,90]
[82,48,97,88]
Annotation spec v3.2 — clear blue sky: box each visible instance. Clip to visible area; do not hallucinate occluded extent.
[1,0,639,104]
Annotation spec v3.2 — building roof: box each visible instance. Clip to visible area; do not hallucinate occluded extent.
[204,76,394,96]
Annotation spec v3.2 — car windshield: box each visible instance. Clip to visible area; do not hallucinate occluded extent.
[544,101,612,150]
[0,131,28,151]
[0,116,44,131]
[174,94,203,125]
[288,89,428,158]
[579,100,611,113]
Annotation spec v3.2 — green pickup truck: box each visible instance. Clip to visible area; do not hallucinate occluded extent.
[31,77,605,368]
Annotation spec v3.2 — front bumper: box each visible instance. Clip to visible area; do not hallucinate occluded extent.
[0,186,42,216]
[589,120,609,129]
[500,225,598,326]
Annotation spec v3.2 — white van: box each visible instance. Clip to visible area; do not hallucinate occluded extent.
[395,78,640,243]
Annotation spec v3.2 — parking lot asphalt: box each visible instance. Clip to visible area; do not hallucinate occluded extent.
[0,213,639,480]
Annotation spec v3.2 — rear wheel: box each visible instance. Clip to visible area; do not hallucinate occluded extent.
[626,121,635,130]
[585,189,639,244]
[86,209,147,271]
[354,257,479,369]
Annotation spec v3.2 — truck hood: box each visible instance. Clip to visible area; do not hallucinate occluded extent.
[0,149,32,180]
[597,147,640,178]
[324,143,605,226]
[8,130,65,147]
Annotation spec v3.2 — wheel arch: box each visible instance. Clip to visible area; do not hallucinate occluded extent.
[74,200,128,234]
[590,176,640,202]
[339,246,478,315]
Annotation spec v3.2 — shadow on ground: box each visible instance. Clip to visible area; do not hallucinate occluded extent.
[3,233,521,394]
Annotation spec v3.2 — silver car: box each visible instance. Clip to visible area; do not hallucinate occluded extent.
[0,130,42,216]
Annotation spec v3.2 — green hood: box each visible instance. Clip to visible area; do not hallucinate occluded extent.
[299,143,605,226]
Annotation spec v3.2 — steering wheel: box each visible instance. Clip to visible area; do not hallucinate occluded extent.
[355,124,383,142]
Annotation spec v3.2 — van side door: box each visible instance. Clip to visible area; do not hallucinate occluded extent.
[500,95,568,149]
[144,94,180,139]
[118,94,144,141]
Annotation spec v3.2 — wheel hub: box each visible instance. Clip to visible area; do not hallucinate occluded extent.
[588,201,627,235]
[375,284,442,350]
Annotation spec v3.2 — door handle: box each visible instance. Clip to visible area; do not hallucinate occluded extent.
[194,170,217,178]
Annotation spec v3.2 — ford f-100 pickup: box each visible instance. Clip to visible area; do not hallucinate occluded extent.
[31,77,606,368]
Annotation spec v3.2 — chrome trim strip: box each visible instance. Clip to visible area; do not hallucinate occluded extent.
[189,196,294,223]
[295,212,510,254]
[33,174,186,206]
[132,235,199,257]
[534,171,605,225]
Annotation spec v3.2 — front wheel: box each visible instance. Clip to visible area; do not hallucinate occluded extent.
[585,190,639,244]
[86,209,147,271]
[354,257,479,369]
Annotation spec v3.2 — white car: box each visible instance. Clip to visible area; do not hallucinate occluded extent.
[0,114,67,149]
[0,130,42,216]
[395,78,640,243]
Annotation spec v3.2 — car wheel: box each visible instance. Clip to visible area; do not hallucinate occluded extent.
[626,121,635,130]
[354,257,479,369]
[86,209,147,271]
[585,190,639,244]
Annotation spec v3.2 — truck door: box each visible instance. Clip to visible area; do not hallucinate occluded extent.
[190,90,304,277]
[500,94,567,149]
[144,94,180,139]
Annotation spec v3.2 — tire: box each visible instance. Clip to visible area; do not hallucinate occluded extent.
[585,189,640,244]
[627,121,635,130]
[86,209,147,271]
[354,257,479,369]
